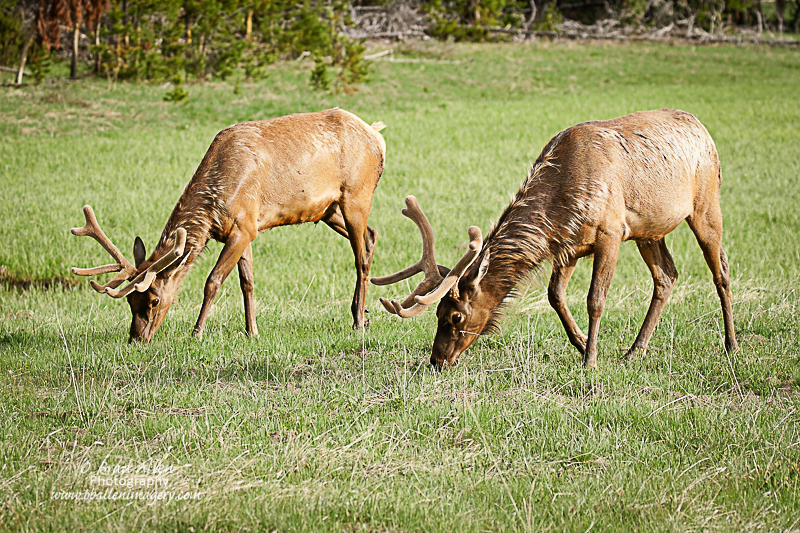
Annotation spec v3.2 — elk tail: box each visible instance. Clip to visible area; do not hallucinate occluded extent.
[371,121,386,132]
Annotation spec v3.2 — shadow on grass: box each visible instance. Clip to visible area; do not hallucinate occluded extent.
[0,266,81,291]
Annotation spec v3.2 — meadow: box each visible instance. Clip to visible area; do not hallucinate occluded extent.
[0,40,799,531]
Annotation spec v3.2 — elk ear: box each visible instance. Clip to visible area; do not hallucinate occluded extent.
[465,251,490,295]
[133,237,147,269]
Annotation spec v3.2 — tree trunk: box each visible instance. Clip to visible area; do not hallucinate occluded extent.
[94,22,101,75]
[71,25,79,78]
[525,0,537,31]
[71,6,83,79]
[123,0,129,46]
[16,27,36,85]
[756,4,763,36]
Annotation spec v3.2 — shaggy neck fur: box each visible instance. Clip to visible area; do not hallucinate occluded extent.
[475,132,588,331]
[150,183,216,276]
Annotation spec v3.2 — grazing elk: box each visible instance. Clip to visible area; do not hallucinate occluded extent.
[373,109,737,368]
[71,108,386,343]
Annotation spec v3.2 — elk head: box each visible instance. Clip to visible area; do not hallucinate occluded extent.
[70,205,189,343]
[371,196,490,367]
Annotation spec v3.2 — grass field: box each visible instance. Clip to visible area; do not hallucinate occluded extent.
[1,40,799,531]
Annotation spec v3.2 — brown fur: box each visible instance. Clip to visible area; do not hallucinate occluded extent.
[81,108,386,343]
[430,109,738,368]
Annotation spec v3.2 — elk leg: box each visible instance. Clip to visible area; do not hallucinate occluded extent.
[548,248,591,353]
[323,206,350,239]
[365,225,378,264]
[324,207,379,259]
[688,209,738,354]
[237,242,258,337]
[338,205,374,330]
[324,207,378,329]
[626,238,678,358]
[194,228,255,338]
[584,232,621,369]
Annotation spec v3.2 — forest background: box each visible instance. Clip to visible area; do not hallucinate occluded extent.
[0,0,797,90]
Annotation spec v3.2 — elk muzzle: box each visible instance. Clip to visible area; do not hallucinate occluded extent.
[430,319,481,369]
[127,288,173,344]
[128,311,167,344]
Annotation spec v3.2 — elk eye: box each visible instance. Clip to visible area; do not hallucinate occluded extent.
[150,298,160,308]
[452,312,464,325]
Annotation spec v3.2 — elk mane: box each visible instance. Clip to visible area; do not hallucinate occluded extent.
[478,128,611,333]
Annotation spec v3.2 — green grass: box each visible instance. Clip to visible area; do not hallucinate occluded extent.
[1,40,799,531]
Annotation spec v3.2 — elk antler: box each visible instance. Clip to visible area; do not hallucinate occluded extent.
[70,205,138,292]
[105,228,186,298]
[371,196,483,318]
[102,228,187,298]
[71,205,188,298]
[371,196,448,307]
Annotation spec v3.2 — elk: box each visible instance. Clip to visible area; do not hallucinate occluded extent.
[71,108,386,343]
[373,109,737,368]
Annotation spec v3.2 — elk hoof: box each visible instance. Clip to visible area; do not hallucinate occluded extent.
[352,319,369,330]
[725,339,739,355]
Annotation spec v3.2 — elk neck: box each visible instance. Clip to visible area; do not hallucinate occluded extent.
[476,199,551,306]
[150,183,217,276]
[474,138,587,308]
